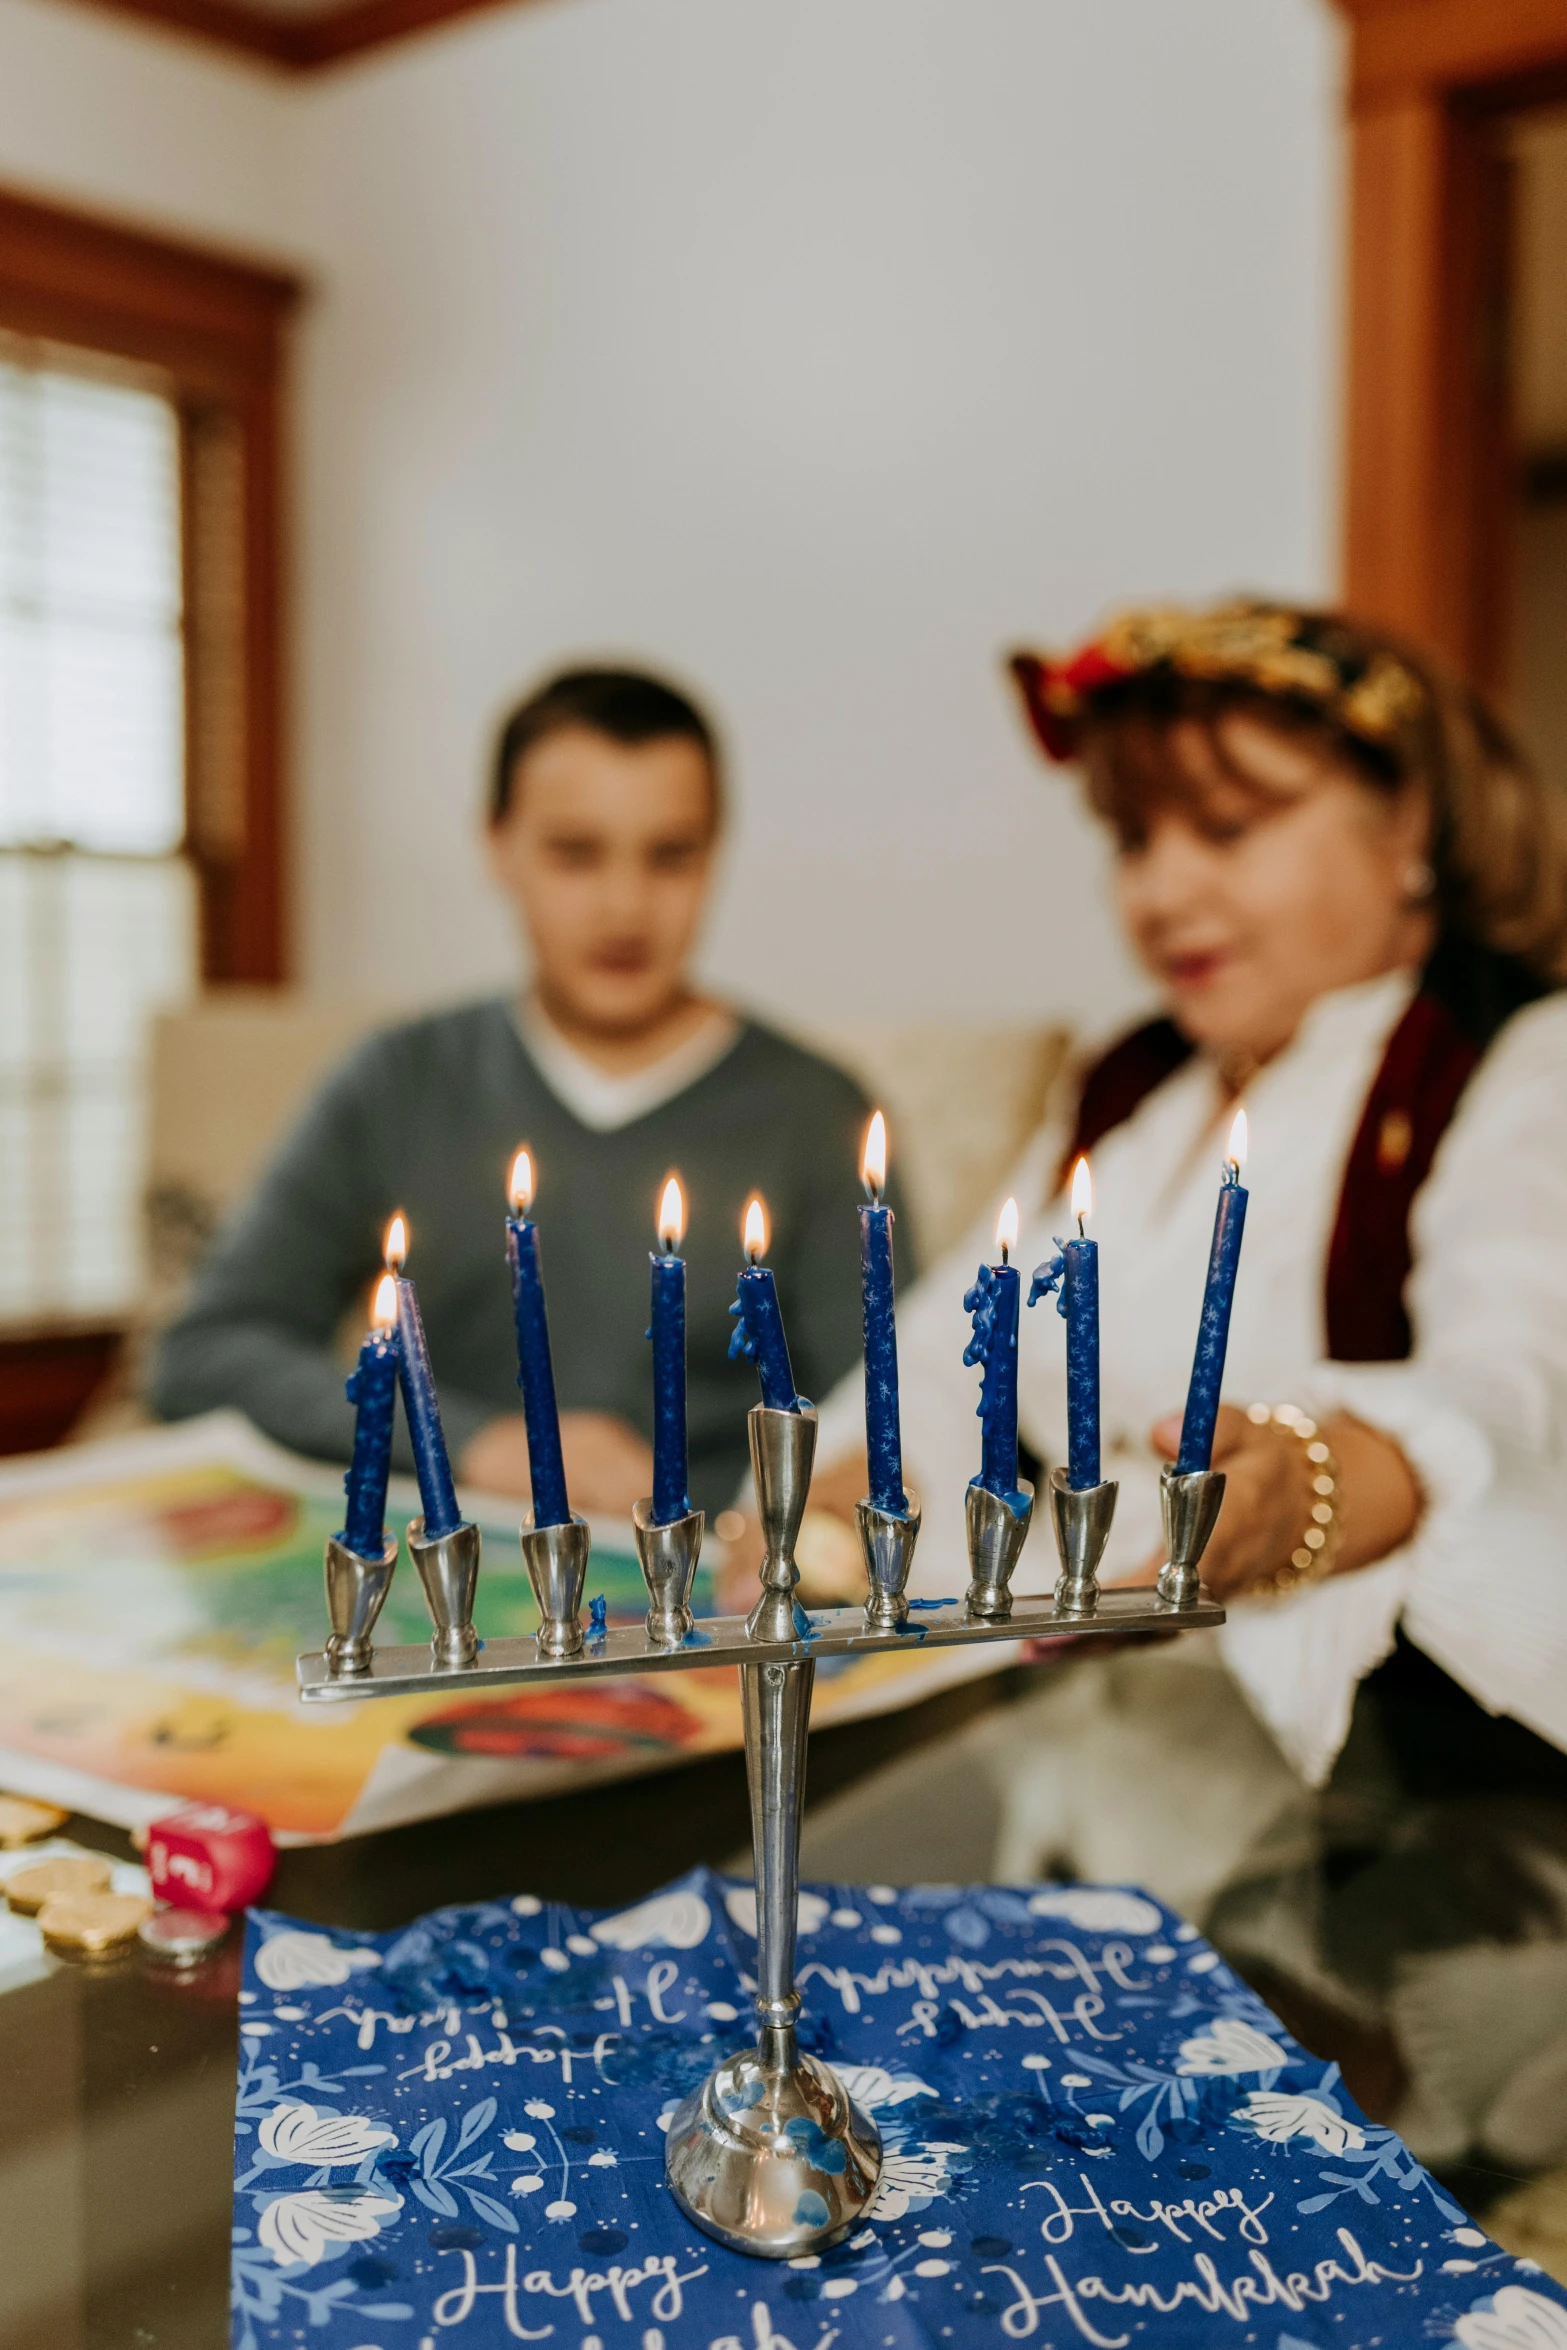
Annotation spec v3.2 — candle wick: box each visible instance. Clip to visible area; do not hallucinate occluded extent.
[1000,1243,1010,1267]
[1076,1212,1086,1239]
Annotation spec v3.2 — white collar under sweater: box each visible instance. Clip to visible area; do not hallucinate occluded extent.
[514,997,741,1133]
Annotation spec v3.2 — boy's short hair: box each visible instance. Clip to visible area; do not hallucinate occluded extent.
[490,666,724,829]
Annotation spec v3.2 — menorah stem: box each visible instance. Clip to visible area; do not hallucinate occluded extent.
[743,1655,813,2072]
[664,1402,881,2254]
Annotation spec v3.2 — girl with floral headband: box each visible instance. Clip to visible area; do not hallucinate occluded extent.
[807,597,1567,2164]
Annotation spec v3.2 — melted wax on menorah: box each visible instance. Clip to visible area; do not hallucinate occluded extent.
[300,1116,1245,2258]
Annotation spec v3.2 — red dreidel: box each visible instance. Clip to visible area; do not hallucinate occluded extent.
[145,1803,275,1912]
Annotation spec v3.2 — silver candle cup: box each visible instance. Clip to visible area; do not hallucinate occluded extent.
[855,1488,922,1629]
[1156,1464,1226,1608]
[323,1532,399,1677]
[1049,1468,1119,1619]
[519,1510,592,1659]
[408,1517,481,1669]
[964,1477,1036,1619]
[632,1500,704,1647]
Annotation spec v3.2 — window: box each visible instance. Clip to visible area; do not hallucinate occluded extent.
[0,187,294,1410]
[0,346,195,1322]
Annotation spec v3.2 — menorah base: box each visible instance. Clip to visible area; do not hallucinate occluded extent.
[664,2045,882,2257]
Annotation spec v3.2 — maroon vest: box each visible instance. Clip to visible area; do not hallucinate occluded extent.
[1065,937,1548,1365]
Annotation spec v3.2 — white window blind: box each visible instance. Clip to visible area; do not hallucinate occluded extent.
[0,345,196,1325]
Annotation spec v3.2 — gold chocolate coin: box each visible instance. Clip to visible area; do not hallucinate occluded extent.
[5,1856,112,1914]
[38,1890,153,1955]
[0,1796,69,1849]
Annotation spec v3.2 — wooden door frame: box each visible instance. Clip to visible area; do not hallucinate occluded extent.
[1336,0,1567,690]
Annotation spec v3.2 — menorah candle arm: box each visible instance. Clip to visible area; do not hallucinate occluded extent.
[745,1403,817,1644]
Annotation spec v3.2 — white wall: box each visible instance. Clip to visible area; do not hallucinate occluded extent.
[1,0,1343,1042]
[0,0,293,256]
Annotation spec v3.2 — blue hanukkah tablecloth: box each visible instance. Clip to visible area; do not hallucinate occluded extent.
[231,1868,1566,2350]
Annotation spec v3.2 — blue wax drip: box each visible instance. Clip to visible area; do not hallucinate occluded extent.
[507,1217,571,1530]
[962,1259,1020,1495]
[791,1600,814,1643]
[393,1277,463,1541]
[339,1328,399,1558]
[1176,1169,1249,1473]
[1028,1237,1101,1489]
[648,1252,690,1525]
[858,1201,907,1516]
[728,1264,802,1411]
[681,1625,713,1648]
[588,1594,607,1637]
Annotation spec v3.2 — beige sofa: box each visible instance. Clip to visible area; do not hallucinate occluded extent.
[144,991,1073,1290]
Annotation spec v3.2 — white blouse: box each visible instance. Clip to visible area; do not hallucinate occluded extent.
[813,969,1567,1786]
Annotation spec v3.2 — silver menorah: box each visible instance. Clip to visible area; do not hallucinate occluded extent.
[300,1414,1225,2259]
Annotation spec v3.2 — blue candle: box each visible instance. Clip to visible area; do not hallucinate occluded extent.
[963,1197,1021,1496]
[729,1193,803,1412]
[384,1214,464,1541]
[859,1111,907,1516]
[1062,1232,1101,1490]
[649,1173,690,1525]
[339,1272,400,1558]
[1027,1155,1102,1489]
[1176,1108,1250,1474]
[506,1147,572,1530]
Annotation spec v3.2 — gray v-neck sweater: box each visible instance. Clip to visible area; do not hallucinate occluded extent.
[150,999,914,1518]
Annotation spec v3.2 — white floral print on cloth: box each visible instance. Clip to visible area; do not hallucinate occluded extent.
[230,1867,1567,2349]
[1232,2089,1367,2155]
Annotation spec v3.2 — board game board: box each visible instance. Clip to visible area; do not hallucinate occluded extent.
[0,1414,1008,1843]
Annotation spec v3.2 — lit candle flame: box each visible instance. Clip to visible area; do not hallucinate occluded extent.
[508,1145,534,1216]
[996,1195,1019,1264]
[1227,1107,1248,1174]
[861,1109,887,1200]
[383,1212,408,1273]
[1071,1154,1093,1232]
[370,1271,398,1330]
[658,1173,686,1251]
[743,1194,768,1263]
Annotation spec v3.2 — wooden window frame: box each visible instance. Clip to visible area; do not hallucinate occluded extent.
[0,188,298,1447]
[1336,0,1567,691]
[0,182,301,980]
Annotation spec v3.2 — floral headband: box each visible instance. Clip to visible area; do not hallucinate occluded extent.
[1008,599,1428,764]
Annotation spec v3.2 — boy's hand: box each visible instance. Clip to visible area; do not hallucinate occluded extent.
[459,1411,654,1517]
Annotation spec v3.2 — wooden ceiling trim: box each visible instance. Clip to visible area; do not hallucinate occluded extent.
[52,0,543,71]
[1338,0,1567,101]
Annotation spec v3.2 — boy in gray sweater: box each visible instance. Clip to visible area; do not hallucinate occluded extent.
[152,667,908,1521]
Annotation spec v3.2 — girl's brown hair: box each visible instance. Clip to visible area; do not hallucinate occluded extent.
[1071,612,1567,982]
